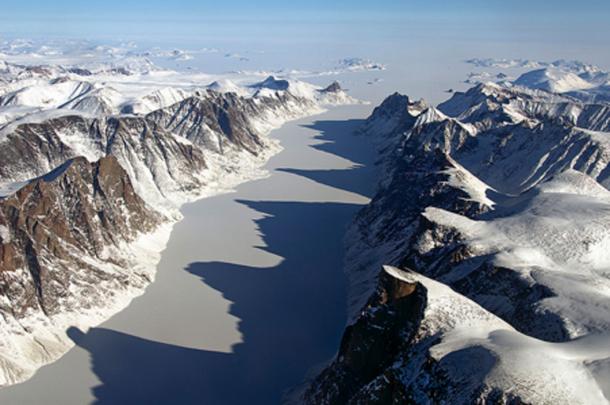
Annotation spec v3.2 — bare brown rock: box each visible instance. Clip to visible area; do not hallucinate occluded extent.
[0,156,162,317]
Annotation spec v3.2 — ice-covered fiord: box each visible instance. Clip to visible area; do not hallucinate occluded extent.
[0,103,378,404]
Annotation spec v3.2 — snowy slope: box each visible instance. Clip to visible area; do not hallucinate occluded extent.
[207,79,249,96]
[514,67,596,93]
[0,79,93,109]
[423,169,610,338]
[462,58,610,103]
[389,266,610,405]
[512,65,610,102]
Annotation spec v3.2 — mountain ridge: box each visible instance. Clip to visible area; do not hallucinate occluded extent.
[0,60,359,387]
[300,80,610,404]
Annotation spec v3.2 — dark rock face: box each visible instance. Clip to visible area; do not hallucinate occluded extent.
[0,156,162,318]
[302,274,427,404]
[301,272,531,405]
[251,76,291,92]
[320,81,342,94]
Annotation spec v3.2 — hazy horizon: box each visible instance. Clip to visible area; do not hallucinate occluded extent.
[2,1,609,58]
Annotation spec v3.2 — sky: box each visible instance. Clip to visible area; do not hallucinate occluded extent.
[3,0,610,16]
[2,0,609,36]
[0,1,608,50]
[0,0,607,57]
[1,0,609,101]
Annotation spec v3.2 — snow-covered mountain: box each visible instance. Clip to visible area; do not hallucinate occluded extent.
[0,59,358,387]
[0,156,169,385]
[463,58,610,103]
[466,58,602,72]
[300,78,610,404]
[513,65,610,102]
[336,57,386,72]
[514,67,597,93]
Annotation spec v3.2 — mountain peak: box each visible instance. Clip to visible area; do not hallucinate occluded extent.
[320,81,342,93]
[514,67,595,93]
[251,76,290,91]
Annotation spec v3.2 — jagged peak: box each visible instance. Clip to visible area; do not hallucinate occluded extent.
[319,81,342,93]
[372,92,428,118]
[206,79,247,96]
[250,75,290,91]
[414,106,449,127]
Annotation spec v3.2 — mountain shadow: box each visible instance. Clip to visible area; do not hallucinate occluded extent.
[187,200,363,403]
[278,119,377,198]
[67,326,231,405]
[69,200,362,404]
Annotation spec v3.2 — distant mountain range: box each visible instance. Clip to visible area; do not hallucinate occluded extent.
[465,58,610,103]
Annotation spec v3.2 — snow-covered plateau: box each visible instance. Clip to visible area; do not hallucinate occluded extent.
[464,57,610,103]
[300,66,610,404]
[0,55,359,387]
